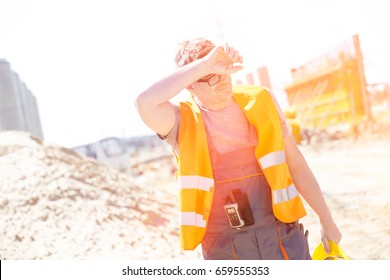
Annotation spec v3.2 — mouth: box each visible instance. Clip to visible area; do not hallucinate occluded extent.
[215,82,231,92]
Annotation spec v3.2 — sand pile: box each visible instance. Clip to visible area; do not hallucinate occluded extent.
[0,130,199,260]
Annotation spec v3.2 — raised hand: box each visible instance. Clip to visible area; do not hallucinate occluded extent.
[201,44,244,76]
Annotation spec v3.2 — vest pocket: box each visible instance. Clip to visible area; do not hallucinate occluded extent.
[201,236,218,259]
[203,235,245,260]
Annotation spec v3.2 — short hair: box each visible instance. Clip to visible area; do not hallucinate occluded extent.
[175,38,215,67]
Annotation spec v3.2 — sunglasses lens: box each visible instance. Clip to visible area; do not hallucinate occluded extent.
[198,74,213,82]
[197,74,221,86]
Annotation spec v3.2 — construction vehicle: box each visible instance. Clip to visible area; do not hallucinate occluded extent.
[73,137,130,172]
[284,34,372,143]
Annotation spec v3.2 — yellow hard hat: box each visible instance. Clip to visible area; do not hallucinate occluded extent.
[312,240,350,260]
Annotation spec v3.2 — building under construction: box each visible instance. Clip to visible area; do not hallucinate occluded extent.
[284,34,375,142]
[0,59,43,139]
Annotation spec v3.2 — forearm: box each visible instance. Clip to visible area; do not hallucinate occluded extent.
[135,59,206,107]
[284,136,334,223]
[134,59,207,136]
[289,152,334,224]
[284,135,342,245]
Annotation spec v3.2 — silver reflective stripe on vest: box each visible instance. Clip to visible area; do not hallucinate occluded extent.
[178,175,214,191]
[273,184,299,203]
[181,212,207,228]
[259,150,286,169]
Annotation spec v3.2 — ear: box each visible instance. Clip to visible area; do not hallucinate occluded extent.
[186,84,194,92]
[186,83,198,98]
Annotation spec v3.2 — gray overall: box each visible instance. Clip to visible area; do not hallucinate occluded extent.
[201,146,311,260]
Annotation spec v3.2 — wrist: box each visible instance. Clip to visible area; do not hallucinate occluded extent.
[197,57,212,77]
[318,210,335,226]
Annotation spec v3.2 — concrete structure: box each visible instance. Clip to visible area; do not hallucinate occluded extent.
[0,59,43,139]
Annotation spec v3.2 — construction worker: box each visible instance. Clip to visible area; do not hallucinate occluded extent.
[135,38,342,259]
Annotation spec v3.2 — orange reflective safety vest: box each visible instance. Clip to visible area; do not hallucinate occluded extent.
[176,85,307,250]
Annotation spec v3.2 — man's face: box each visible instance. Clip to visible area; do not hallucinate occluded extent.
[191,74,232,106]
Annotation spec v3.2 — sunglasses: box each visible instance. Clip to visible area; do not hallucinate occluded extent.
[197,74,221,86]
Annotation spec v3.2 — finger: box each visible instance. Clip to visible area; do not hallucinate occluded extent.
[217,47,234,63]
[225,65,244,74]
[322,238,330,254]
[224,43,230,54]
[238,55,244,64]
[223,44,242,63]
[228,48,243,64]
[229,48,239,62]
[231,50,241,63]
[227,45,235,57]
[305,230,309,238]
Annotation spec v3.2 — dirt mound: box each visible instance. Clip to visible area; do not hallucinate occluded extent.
[0,131,199,259]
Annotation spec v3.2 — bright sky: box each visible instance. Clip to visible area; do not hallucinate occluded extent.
[1,0,389,147]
